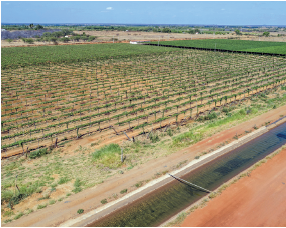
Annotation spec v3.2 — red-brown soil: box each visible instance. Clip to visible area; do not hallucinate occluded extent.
[4,105,286,227]
[181,148,286,227]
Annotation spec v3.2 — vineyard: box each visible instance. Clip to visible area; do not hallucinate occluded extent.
[151,39,286,55]
[1,43,175,70]
[1,46,286,157]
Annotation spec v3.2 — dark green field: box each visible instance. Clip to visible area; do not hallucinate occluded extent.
[1,43,176,70]
[152,39,286,54]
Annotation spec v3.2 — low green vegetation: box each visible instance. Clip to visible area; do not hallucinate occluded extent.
[153,39,286,54]
[1,43,176,70]
[58,177,70,185]
[101,199,108,204]
[77,209,84,214]
[37,203,47,209]
[29,148,49,159]
[72,178,83,193]
[14,212,24,220]
[120,189,128,194]
[92,143,122,168]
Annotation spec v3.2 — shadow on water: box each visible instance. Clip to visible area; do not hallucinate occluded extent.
[89,123,286,227]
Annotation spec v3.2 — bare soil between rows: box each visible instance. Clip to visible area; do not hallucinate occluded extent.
[180,147,286,227]
[3,105,286,227]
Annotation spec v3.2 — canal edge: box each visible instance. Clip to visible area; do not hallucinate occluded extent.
[159,142,286,227]
[59,123,275,227]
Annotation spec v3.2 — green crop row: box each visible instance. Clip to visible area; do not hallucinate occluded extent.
[152,39,286,54]
[1,43,176,70]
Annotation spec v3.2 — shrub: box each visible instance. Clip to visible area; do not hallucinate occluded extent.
[3,210,14,217]
[167,128,173,136]
[26,209,33,214]
[135,181,143,188]
[6,193,28,209]
[149,133,160,143]
[37,204,47,209]
[25,38,34,44]
[172,131,203,147]
[120,189,127,194]
[29,148,48,159]
[72,187,82,194]
[92,143,121,160]
[58,177,70,185]
[74,178,82,188]
[198,112,218,122]
[14,212,24,220]
[4,219,12,224]
[239,109,246,115]
[208,192,217,199]
[73,179,83,193]
[222,107,229,113]
[77,209,84,214]
[91,143,121,168]
[101,199,107,204]
[175,212,187,223]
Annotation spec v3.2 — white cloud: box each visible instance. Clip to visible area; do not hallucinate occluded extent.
[106,7,113,10]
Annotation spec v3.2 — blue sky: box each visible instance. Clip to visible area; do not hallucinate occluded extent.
[1,1,286,26]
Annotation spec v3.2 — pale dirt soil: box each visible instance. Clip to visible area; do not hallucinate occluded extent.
[180,148,286,227]
[3,105,286,227]
[2,31,286,47]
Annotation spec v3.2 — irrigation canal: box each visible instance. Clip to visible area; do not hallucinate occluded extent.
[89,122,286,227]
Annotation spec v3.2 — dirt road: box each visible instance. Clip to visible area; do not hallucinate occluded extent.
[181,148,286,227]
[4,105,286,227]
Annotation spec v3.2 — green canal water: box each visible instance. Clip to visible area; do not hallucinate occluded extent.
[90,122,286,227]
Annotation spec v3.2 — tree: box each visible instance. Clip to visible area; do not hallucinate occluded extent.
[34,24,43,30]
[50,37,58,44]
[29,23,34,29]
[60,37,70,43]
[234,29,242,35]
[81,36,89,42]
[162,27,171,33]
[72,36,81,42]
[263,32,270,37]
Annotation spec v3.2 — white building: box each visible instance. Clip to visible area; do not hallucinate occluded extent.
[130,40,150,44]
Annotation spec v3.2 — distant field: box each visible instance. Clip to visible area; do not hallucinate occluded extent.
[1,43,176,69]
[152,39,286,54]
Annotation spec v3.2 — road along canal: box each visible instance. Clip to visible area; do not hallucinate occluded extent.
[62,121,286,227]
